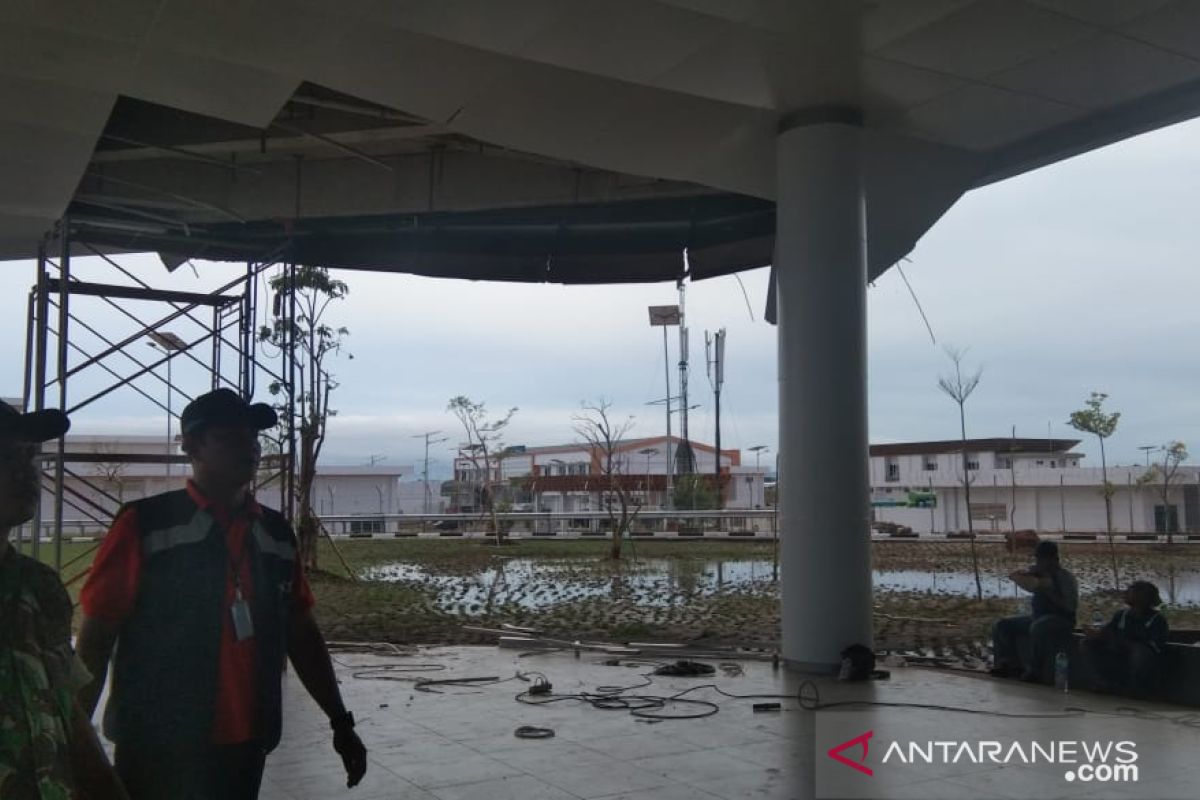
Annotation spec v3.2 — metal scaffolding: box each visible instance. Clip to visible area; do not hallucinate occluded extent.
[18,221,299,582]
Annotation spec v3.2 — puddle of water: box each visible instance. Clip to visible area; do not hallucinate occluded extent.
[363,558,1200,612]
[361,557,779,610]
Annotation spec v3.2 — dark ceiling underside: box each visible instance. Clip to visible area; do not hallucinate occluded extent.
[68,193,775,284]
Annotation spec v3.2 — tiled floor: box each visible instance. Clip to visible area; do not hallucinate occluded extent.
[251,646,1200,799]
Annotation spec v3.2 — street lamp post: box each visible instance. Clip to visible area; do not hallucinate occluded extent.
[638,447,659,507]
[748,445,769,509]
[147,331,187,483]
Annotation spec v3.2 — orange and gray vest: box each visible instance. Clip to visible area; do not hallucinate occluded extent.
[102,490,297,754]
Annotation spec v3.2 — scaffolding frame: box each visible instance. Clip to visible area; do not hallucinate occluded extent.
[18,221,299,580]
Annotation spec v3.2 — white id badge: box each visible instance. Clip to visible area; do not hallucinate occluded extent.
[231,592,255,641]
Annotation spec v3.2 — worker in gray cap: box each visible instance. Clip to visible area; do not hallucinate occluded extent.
[0,400,128,799]
[77,389,366,799]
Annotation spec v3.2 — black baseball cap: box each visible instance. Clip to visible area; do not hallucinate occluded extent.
[0,400,70,443]
[180,389,277,436]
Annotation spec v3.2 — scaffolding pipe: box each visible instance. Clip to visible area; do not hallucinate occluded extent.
[53,224,71,570]
[31,240,49,560]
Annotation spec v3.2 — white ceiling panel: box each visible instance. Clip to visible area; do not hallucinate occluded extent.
[127,46,297,128]
[994,32,1200,110]
[514,0,726,87]
[367,0,568,56]
[873,0,1095,80]
[1122,0,1200,61]
[312,25,506,124]
[650,32,775,109]
[0,0,163,44]
[145,0,375,77]
[0,76,114,218]
[0,21,138,95]
[862,0,973,51]
[862,57,965,119]
[899,83,1082,149]
[1027,0,1173,28]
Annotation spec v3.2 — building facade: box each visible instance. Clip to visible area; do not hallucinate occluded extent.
[25,433,434,536]
[450,435,764,512]
[870,438,1200,535]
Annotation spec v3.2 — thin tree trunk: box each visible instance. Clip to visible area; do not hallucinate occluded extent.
[960,403,982,600]
[1100,436,1118,587]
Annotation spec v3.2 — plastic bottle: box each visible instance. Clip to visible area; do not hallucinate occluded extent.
[1054,651,1069,692]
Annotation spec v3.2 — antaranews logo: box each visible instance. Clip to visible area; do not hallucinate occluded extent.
[827,730,875,777]
[823,727,1139,790]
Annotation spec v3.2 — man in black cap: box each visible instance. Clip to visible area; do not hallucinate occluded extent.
[0,400,128,799]
[77,389,367,799]
[991,540,1079,682]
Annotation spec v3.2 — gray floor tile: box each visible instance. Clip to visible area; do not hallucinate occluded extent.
[385,752,526,789]
[632,749,768,786]
[536,761,675,799]
[430,774,581,800]
[581,731,704,762]
[594,784,723,800]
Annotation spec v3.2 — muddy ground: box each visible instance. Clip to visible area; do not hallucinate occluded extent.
[308,538,1200,668]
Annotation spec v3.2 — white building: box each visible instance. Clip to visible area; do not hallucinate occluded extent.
[870,438,1200,536]
[28,433,434,535]
[450,435,764,512]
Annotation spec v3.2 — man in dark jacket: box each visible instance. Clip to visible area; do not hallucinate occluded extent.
[77,389,366,799]
[991,540,1079,682]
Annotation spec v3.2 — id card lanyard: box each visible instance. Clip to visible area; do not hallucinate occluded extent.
[228,532,255,642]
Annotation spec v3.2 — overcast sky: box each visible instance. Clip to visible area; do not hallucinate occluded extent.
[3,116,1200,477]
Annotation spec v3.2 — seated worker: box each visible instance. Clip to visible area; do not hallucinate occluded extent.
[991,540,1079,682]
[1082,581,1168,697]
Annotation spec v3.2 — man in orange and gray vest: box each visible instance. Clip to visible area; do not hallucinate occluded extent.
[77,389,367,799]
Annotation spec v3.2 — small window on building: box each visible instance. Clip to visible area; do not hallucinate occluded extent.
[1050,460,1057,468]
[885,457,899,482]
[1036,460,1044,467]
[923,459,937,471]
[966,460,979,471]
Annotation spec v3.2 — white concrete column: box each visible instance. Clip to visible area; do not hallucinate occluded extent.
[777,118,872,672]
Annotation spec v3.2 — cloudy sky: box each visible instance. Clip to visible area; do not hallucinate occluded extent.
[3,116,1200,477]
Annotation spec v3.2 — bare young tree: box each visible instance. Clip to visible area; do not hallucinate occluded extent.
[1068,391,1121,586]
[937,345,984,600]
[260,266,350,570]
[447,396,517,545]
[1139,441,1188,545]
[573,398,642,560]
[92,442,130,506]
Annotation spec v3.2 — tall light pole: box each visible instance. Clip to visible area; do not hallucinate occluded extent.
[413,430,449,514]
[147,331,187,482]
[638,447,659,506]
[706,328,726,492]
[648,305,680,507]
[1138,445,1160,467]
[748,445,769,508]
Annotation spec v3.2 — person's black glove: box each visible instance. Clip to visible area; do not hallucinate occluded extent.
[333,724,368,788]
